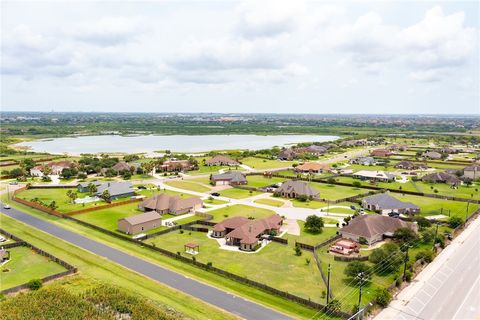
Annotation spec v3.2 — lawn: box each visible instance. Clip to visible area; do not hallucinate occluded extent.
[218,187,263,199]
[188,176,212,185]
[207,204,276,222]
[310,182,367,201]
[284,221,339,246]
[203,198,228,205]
[291,199,326,209]
[241,157,297,170]
[165,180,211,193]
[0,246,67,289]
[74,202,167,235]
[388,194,479,219]
[246,175,286,188]
[149,231,326,302]
[254,198,285,207]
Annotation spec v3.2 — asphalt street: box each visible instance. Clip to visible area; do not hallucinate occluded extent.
[376,216,480,320]
[1,205,293,320]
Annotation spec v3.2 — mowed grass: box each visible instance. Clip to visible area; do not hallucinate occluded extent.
[164,180,211,193]
[241,157,296,170]
[207,204,276,222]
[254,198,285,207]
[246,175,286,188]
[389,193,480,219]
[310,182,368,201]
[73,202,167,235]
[218,187,263,199]
[149,231,326,302]
[0,246,67,289]
[284,221,339,246]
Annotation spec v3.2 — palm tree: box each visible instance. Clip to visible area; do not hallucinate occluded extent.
[100,190,111,203]
[88,183,97,196]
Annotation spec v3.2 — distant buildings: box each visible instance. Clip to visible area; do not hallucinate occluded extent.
[352,170,395,182]
[160,160,195,172]
[77,181,135,200]
[118,211,162,234]
[295,162,330,174]
[205,155,239,166]
[349,156,377,166]
[423,151,442,160]
[394,161,428,170]
[211,171,247,186]
[463,164,480,180]
[30,160,74,176]
[422,172,461,186]
[371,149,392,157]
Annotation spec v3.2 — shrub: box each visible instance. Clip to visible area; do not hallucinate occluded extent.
[344,262,371,284]
[405,270,413,282]
[294,245,302,256]
[415,216,432,229]
[358,237,368,245]
[393,227,418,244]
[415,250,434,263]
[27,279,43,291]
[374,288,392,307]
[448,216,463,229]
[352,181,362,188]
[421,229,435,243]
[304,215,324,234]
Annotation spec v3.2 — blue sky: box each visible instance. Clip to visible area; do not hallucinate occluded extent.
[1,1,478,114]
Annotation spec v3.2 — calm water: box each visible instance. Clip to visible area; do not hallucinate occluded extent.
[15,134,339,155]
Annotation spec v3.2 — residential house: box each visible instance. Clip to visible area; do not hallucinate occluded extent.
[349,156,376,166]
[160,160,195,172]
[211,171,247,186]
[340,214,417,245]
[305,145,327,155]
[387,144,408,152]
[277,148,297,161]
[423,151,442,160]
[463,164,480,180]
[138,193,203,215]
[205,155,239,166]
[353,170,395,182]
[111,161,138,173]
[361,193,420,215]
[422,172,461,186]
[371,149,392,157]
[275,180,319,199]
[30,160,74,176]
[394,161,428,170]
[350,156,377,166]
[438,148,459,154]
[118,211,162,234]
[340,140,367,147]
[212,215,283,251]
[77,181,135,200]
[295,162,330,174]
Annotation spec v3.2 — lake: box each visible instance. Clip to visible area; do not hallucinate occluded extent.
[15,134,339,155]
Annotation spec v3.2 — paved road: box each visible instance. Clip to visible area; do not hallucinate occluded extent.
[376,216,480,320]
[1,206,292,320]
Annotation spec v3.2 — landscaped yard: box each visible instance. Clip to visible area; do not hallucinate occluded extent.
[254,198,285,207]
[165,180,211,193]
[149,230,326,302]
[207,204,276,222]
[217,187,263,199]
[310,182,367,201]
[0,246,67,289]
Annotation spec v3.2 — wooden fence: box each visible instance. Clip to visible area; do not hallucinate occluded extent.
[12,187,63,217]
[314,235,342,250]
[0,228,77,295]
[333,255,369,262]
[68,198,142,215]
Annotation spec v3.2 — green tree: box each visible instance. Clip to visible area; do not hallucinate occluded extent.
[369,243,403,275]
[374,288,392,307]
[344,262,371,284]
[448,216,463,229]
[393,227,418,244]
[48,201,58,211]
[88,183,97,196]
[421,229,435,244]
[304,215,324,234]
[352,181,362,188]
[100,190,111,203]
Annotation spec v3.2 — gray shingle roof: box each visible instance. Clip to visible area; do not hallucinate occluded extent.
[96,181,134,197]
[341,215,413,238]
[212,171,247,184]
[362,193,419,210]
[276,180,319,198]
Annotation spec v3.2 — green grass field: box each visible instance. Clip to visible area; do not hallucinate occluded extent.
[291,199,326,209]
[149,231,326,302]
[254,198,285,207]
[218,187,263,199]
[0,246,67,289]
[246,175,286,188]
[284,221,339,246]
[241,157,296,170]
[310,182,367,201]
[165,180,211,193]
[207,204,276,222]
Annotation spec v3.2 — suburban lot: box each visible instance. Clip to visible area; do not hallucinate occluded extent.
[165,180,211,193]
[207,204,275,222]
[241,157,296,170]
[0,246,67,289]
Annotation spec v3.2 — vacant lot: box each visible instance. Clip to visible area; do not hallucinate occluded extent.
[217,188,263,199]
[0,246,67,289]
[284,221,339,246]
[246,175,286,188]
[149,231,325,302]
[207,204,275,222]
[241,157,296,170]
[254,198,285,207]
[310,182,367,201]
[165,180,211,193]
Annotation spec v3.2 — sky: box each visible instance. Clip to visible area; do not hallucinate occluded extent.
[1,0,479,114]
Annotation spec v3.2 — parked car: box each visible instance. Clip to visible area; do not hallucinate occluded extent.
[168,175,178,179]
[0,236,6,242]
[211,192,220,197]
[3,204,11,209]
[350,205,356,210]
[137,185,147,190]
[9,181,18,185]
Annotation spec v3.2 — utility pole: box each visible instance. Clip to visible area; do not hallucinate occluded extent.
[432,223,439,251]
[466,201,470,220]
[326,264,331,305]
[403,246,410,281]
[357,272,366,319]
